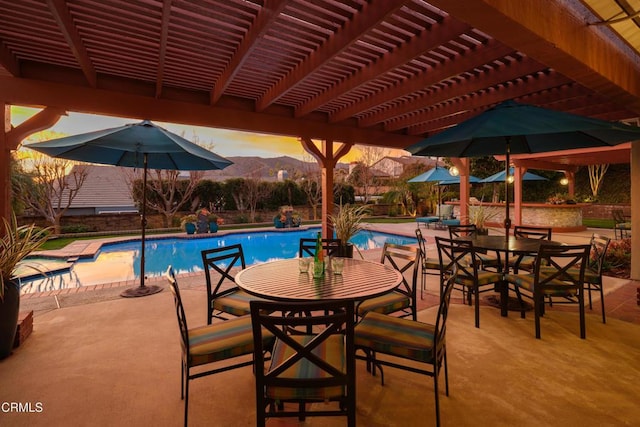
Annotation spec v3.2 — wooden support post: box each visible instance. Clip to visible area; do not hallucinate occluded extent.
[563,171,575,198]
[450,158,469,223]
[0,104,65,224]
[300,137,352,239]
[513,166,525,227]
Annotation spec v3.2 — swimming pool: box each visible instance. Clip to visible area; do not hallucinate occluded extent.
[19,228,417,294]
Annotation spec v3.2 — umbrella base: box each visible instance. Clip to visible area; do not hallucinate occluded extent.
[120,285,163,298]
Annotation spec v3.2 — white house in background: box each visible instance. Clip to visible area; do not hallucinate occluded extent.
[64,165,137,216]
[370,156,440,179]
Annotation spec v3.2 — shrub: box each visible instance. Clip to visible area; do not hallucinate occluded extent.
[601,238,631,272]
[61,224,93,234]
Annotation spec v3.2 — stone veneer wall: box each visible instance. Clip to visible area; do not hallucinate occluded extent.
[452,203,588,231]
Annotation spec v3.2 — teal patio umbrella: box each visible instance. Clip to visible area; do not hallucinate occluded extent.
[480,167,548,183]
[408,167,455,211]
[406,100,640,236]
[26,120,232,297]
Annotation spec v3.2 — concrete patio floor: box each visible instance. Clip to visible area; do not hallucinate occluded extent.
[2,224,639,426]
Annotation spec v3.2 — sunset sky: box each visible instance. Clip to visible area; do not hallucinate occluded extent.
[11,106,408,163]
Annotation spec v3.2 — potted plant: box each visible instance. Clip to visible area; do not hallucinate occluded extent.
[468,203,498,235]
[1,214,50,359]
[329,204,369,258]
[180,214,197,234]
[207,213,219,233]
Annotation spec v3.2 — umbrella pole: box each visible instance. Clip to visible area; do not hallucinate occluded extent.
[121,153,163,298]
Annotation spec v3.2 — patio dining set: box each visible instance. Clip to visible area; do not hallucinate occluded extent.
[164,225,611,426]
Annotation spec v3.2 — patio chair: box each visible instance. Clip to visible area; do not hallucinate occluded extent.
[356,243,419,321]
[505,243,591,339]
[612,209,631,239]
[298,238,342,258]
[436,236,502,328]
[202,244,264,323]
[250,299,356,427]
[566,233,611,324]
[508,225,552,273]
[354,270,456,427]
[415,228,440,300]
[583,233,611,323]
[166,267,271,427]
[448,224,501,271]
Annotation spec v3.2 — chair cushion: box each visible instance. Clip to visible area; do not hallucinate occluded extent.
[441,219,460,226]
[477,252,501,268]
[455,271,502,287]
[416,216,440,224]
[505,273,580,297]
[266,335,345,401]
[357,291,410,316]
[188,315,265,367]
[508,255,536,270]
[538,266,601,285]
[354,311,435,363]
[213,290,260,316]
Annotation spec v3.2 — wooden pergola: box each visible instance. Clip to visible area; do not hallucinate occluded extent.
[1,0,639,277]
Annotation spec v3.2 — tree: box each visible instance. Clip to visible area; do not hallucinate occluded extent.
[15,154,88,234]
[128,169,203,228]
[347,145,386,203]
[244,173,272,223]
[224,178,248,213]
[588,164,609,199]
[297,157,322,219]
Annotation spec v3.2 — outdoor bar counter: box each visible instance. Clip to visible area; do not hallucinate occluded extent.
[450,202,588,232]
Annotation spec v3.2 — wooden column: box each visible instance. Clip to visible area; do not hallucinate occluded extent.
[513,166,525,227]
[300,137,352,239]
[563,171,575,198]
[450,158,469,223]
[1,105,10,223]
[0,104,65,223]
[631,141,639,280]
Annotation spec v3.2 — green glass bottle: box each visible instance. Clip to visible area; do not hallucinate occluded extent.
[313,232,324,277]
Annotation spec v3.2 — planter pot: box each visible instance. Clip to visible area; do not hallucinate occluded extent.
[0,280,20,359]
[338,243,354,258]
[185,223,196,234]
[477,228,489,236]
[209,222,218,233]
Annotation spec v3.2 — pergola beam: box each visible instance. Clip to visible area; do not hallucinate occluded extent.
[405,71,570,134]
[427,0,640,115]
[154,0,172,99]
[362,57,547,128]
[296,17,472,118]
[46,0,97,88]
[256,0,402,112]
[0,76,420,149]
[210,0,291,105]
[329,39,514,123]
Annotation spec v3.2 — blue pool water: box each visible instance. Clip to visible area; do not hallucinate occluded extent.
[19,228,416,294]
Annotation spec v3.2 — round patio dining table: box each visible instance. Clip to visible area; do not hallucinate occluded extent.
[456,235,565,316]
[235,258,403,302]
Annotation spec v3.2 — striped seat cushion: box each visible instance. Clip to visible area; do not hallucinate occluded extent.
[266,335,345,401]
[188,315,270,367]
[508,255,536,270]
[357,291,409,317]
[538,266,601,285]
[477,252,501,268]
[505,273,580,297]
[455,271,502,287]
[354,311,435,363]
[213,290,261,316]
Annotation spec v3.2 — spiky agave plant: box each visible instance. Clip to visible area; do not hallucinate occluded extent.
[0,214,50,301]
[329,204,369,247]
